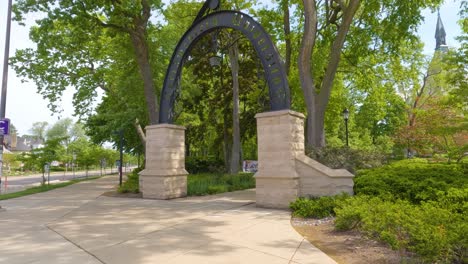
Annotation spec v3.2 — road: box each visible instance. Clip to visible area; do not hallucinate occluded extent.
[0,167,134,194]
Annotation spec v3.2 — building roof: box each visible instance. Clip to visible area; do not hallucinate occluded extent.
[4,133,43,152]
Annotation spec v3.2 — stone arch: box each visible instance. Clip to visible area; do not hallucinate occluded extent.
[159,10,291,123]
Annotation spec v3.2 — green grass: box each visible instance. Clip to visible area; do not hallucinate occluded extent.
[187,172,255,196]
[118,170,255,196]
[0,176,101,200]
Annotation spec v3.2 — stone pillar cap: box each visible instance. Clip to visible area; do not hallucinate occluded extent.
[145,124,186,131]
[255,110,305,119]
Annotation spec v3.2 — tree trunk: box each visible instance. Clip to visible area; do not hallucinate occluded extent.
[133,118,146,154]
[229,41,241,174]
[299,0,319,147]
[223,113,232,173]
[129,29,159,125]
[299,0,360,148]
[309,100,326,147]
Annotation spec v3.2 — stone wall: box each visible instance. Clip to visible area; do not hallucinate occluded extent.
[255,110,354,209]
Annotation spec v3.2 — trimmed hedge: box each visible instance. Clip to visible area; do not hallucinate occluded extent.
[290,159,468,263]
[334,192,467,263]
[290,194,350,218]
[354,160,468,204]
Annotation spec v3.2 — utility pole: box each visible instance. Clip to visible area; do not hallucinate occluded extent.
[0,0,13,195]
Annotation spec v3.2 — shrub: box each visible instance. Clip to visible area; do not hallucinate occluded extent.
[118,168,141,193]
[185,156,224,174]
[334,194,468,263]
[306,146,388,173]
[354,160,467,204]
[289,193,350,218]
[50,166,66,172]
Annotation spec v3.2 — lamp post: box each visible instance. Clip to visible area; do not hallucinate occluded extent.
[342,108,349,147]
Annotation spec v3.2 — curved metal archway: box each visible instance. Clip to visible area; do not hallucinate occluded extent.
[159,9,290,123]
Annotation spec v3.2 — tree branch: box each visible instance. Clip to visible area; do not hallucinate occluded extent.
[319,0,360,105]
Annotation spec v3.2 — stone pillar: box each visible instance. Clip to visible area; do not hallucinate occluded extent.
[255,110,305,209]
[139,124,188,199]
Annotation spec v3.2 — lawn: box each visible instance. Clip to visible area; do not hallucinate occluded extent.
[118,169,255,196]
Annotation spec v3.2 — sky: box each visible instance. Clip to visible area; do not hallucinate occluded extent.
[0,0,464,136]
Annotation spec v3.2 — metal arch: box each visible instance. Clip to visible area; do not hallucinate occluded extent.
[159,10,291,124]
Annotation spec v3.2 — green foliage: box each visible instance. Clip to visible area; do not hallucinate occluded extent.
[291,160,468,262]
[306,146,388,173]
[117,171,255,196]
[185,156,224,174]
[118,167,142,193]
[187,173,255,196]
[354,160,468,203]
[334,194,467,263]
[289,194,350,218]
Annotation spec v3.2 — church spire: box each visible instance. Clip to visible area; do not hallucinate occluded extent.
[435,10,447,50]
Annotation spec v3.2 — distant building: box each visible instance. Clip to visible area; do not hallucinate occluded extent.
[434,11,448,52]
[4,132,44,153]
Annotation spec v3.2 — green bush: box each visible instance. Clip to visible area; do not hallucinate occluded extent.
[354,160,468,203]
[306,146,388,173]
[50,166,66,172]
[118,168,141,193]
[290,194,350,218]
[291,160,468,262]
[334,194,468,263]
[185,156,224,174]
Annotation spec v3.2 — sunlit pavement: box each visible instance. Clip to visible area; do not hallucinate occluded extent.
[0,176,336,264]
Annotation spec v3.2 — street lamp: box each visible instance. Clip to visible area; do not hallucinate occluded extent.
[209,31,222,67]
[342,108,349,147]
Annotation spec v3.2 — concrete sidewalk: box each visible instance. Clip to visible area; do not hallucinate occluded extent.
[0,176,337,264]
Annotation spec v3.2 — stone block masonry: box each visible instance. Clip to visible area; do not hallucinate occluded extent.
[140,111,353,206]
[139,124,188,199]
[255,110,354,209]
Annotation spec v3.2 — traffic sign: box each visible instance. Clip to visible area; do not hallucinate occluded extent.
[0,118,10,136]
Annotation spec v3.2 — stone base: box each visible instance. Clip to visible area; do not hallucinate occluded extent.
[141,124,188,200]
[139,174,187,199]
[254,110,354,208]
[255,176,299,209]
[296,155,354,197]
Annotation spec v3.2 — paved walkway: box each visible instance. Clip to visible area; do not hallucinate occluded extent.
[0,176,337,264]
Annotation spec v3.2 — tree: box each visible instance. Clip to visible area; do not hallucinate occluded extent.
[46,118,86,144]
[297,0,443,148]
[18,138,65,182]
[228,37,241,174]
[12,0,163,128]
[29,121,48,142]
[446,1,468,110]
[68,138,102,176]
